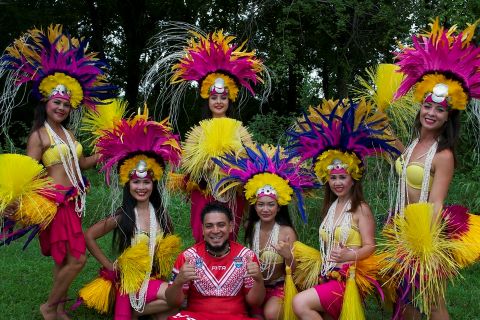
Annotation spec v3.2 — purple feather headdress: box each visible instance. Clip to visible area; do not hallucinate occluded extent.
[1,24,117,110]
[393,18,480,111]
[213,143,317,222]
[287,99,399,183]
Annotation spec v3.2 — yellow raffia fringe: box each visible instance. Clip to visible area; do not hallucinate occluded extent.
[292,241,322,291]
[182,117,252,188]
[283,266,299,320]
[293,240,380,297]
[38,72,83,108]
[81,99,126,146]
[79,276,115,314]
[378,203,460,316]
[200,73,239,101]
[244,173,293,206]
[117,235,151,294]
[355,254,381,296]
[0,154,55,214]
[339,266,366,320]
[14,192,57,228]
[155,234,182,279]
[119,155,164,185]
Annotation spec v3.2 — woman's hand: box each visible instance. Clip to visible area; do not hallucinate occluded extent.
[273,235,293,261]
[328,244,355,263]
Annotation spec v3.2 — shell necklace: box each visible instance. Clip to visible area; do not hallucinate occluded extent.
[44,122,86,216]
[129,202,157,312]
[319,199,352,276]
[252,221,280,281]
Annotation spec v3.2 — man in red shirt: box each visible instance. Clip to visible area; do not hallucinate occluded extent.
[166,202,265,320]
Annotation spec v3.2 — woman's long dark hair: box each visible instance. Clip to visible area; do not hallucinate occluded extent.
[321,180,365,218]
[413,108,460,167]
[112,180,173,253]
[244,203,296,246]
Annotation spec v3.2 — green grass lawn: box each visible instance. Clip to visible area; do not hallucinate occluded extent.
[1,169,479,319]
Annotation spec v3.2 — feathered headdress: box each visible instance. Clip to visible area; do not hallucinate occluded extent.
[0,24,117,129]
[393,18,480,111]
[87,105,181,185]
[287,100,400,183]
[171,29,264,102]
[141,21,271,124]
[213,144,317,222]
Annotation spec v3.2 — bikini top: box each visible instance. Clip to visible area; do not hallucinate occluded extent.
[41,129,83,167]
[319,225,362,247]
[395,156,433,191]
[259,248,284,264]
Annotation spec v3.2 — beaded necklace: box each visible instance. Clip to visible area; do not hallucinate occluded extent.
[129,202,157,312]
[252,221,280,281]
[44,122,86,216]
[319,199,352,276]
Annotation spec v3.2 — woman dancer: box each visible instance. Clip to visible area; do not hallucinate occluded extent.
[81,106,182,319]
[380,18,480,319]
[142,23,270,242]
[214,144,315,319]
[0,25,117,319]
[287,100,399,319]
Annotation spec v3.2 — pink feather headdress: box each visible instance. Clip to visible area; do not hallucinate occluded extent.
[141,22,271,125]
[95,107,181,185]
[171,29,265,102]
[393,18,480,111]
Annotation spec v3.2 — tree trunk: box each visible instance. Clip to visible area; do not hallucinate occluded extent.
[85,0,105,57]
[117,0,148,110]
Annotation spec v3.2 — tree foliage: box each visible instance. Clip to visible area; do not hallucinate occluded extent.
[0,0,479,128]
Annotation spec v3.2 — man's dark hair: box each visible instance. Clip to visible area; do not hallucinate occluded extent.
[200,202,233,223]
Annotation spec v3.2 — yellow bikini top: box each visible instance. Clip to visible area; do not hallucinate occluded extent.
[319,225,362,247]
[395,156,433,191]
[259,248,284,264]
[41,129,83,167]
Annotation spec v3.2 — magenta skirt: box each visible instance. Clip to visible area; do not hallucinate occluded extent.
[39,185,86,265]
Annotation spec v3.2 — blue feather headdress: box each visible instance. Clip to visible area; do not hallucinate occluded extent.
[213,143,317,222]
[287,99,400,183]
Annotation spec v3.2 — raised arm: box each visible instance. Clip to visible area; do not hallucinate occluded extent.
[273,226,297,270]
[79,153,100,170]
